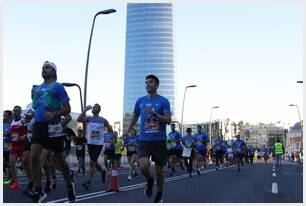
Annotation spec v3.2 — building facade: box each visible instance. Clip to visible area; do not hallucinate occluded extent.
[123,3,176,132]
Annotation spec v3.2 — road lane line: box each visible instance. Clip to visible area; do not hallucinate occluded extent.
[48,165,235,203]
[272,183,278,194]
[272,173,276,177]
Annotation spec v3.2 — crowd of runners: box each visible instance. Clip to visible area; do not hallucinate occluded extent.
[3,61,294,203]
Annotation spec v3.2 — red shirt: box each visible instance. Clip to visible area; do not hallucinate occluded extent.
[10,118,27,147]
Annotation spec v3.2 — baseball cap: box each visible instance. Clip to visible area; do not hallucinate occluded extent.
[43,61,57,72]
[25,109,34,117]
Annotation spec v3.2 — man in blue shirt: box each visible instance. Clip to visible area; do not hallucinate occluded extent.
[124,74,171,203]
[168,123,183,176]
[248,145,255,164]
[194,125,209,174]
[213,133,225,170]
[232,134,246,171]
[30,61,75,202]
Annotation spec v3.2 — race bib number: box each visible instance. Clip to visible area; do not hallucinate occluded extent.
[77,145,83,150]
[185,141,192,148]
[48,123,63,137]
[104,142,111,148]
[171,140,177,147]
[11,133,19,141]
[182,147,192,157]
[144,118,160,134]
[91,130,100,139]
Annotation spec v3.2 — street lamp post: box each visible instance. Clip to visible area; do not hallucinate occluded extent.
[62,82,83,112]
[83,9,116,111]
[180,85,197,134]
[209,106,219,148]
[62,82,86,138]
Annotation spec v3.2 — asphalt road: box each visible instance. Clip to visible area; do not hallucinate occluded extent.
[3,160,303,203]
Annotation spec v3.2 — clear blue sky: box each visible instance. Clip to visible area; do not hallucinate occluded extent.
[3,2,303,126]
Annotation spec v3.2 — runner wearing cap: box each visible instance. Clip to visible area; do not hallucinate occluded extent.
[30,61,75,202]
[182,128,195,177]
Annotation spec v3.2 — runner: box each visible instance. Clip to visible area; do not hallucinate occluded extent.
[61,117,76,182]
[248,145,255,164]
[103,127,116,174]
[61,119,76,160]
[168,123,184,176]
[73,128,87,175]
[262,148,269,163]
[193,125,209,174]
[213,133,225,170]
[114,132,124,170]
[77,103,111,190]
[124,128,139,181]
[30,61,75,202]
[182,128,195,177]
[22,109,35,195]
[3,110,13,186]
[256,149,261,162]
[232,134,246,171]
[124,74,171,203]
[9,105,27,189]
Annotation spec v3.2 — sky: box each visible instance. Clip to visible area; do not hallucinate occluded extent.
[2,1,304,127]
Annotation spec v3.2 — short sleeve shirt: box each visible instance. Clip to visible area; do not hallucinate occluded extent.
[34,82,70,123]
[133,95,171,141]
[125,135,139,152]
[169,131,182,150]
[232,139,245,154]
[194,132,209,151]
[183,135,195,148]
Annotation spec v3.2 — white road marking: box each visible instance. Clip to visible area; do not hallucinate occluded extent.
[272,173,276,177]
[49,166,235,203]
[272,183,278,194]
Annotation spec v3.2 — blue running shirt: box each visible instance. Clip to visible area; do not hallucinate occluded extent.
[133,95,171,141]
[194,132,209,151]
[169,131,182,150]
[232,139,245,154]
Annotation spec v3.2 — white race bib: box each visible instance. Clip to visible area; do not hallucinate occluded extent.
[11,133,19,141]
[48,123,63,138]
[182,147,192,157]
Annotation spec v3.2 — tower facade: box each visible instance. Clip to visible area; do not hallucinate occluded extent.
[123,3,176,132]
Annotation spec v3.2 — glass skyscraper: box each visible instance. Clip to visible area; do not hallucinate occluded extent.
[123,3,176,131]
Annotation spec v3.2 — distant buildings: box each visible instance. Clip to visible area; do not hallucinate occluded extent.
[182,119,300,153]
[286,122,303,153]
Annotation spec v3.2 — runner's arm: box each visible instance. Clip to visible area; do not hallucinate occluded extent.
[124,113,140,136]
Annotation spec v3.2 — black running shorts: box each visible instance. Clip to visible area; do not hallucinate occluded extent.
[137,140,167,167]
[87,144,103,162]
